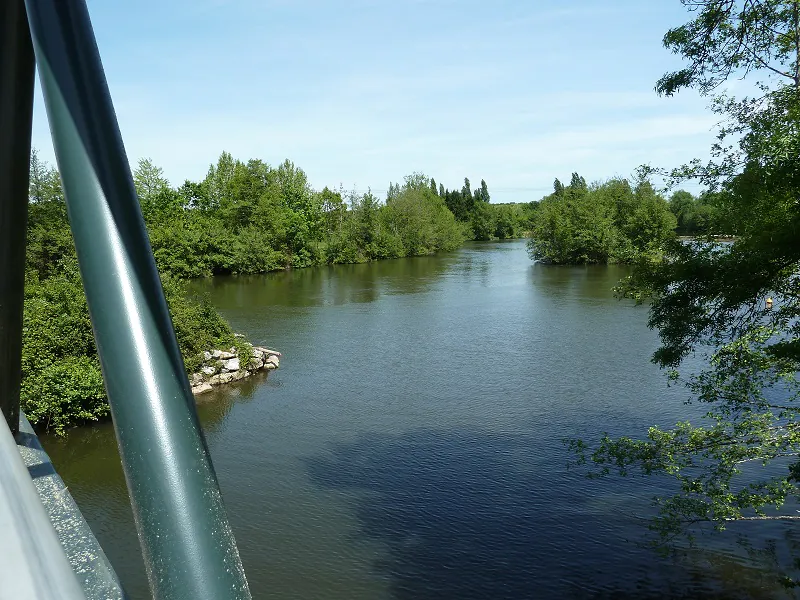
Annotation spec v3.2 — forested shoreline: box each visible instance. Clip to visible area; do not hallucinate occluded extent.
[23,150,533,432]
[130,152,536,277]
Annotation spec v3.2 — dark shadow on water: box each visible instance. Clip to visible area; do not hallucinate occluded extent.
[305,429,796,600]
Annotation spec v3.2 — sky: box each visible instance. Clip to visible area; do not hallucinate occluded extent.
[30,0,726,203]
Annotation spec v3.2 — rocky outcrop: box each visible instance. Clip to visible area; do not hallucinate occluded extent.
[190,344,281,395]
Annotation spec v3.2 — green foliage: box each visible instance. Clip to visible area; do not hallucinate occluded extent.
[21,356,108,436]
[470,200,495,241]
[437,177,528,240]
[669,189,721,235]
[382,184,465,255]
[133,157,172,220]
[526,175,675,264]
[20,256,237,433]
[232,338,254,369]
[571,0,800,574]
[28,148,63,204]
[21,261,104,434]
[656,0,800,97]
[161,275,236,374]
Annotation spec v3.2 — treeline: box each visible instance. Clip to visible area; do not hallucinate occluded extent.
[526,172,721,265]
[131,153,533,277]
[433,177,536,240]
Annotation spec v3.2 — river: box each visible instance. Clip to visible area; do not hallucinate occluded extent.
[41,240,799,599]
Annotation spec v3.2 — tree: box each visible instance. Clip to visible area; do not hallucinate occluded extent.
[569,172,587,193]
[382,183,464,255]
[493,204,521,239]
[527,174,673,264]
[133,158,170,203]
[470,200,495,241]
[29,149,63,204]
[668,190,696,234]
[133,158,182,223]
[527,179,617,264]
[479,179,490,203]
[203,151,236,210]
[319,186,347,236]
[572,0,800,574]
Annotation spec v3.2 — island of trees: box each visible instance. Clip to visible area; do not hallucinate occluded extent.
[525,172,722,265]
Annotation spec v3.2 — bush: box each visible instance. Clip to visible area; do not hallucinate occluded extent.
[162,275,236,374]
[21,356,107,436]
[20,260,238,433]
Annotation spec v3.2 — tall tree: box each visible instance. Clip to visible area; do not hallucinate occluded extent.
[569,172,587,193]
[28,149,63,204]
[133,158,179,222]
[479,179,490,203]
[204,151,236,210]
[133,157,170,203]
[462,177,472,200]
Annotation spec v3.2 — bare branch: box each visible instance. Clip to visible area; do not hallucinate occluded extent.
[740,40,795,80]
[726,515,800,521]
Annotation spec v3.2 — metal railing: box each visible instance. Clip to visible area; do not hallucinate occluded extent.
[0,1,252,597]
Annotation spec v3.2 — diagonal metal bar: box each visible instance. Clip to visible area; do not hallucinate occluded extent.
[23,1,251,598]
[0,0,35,435]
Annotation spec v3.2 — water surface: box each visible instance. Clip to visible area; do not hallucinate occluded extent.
[43,240,799,598]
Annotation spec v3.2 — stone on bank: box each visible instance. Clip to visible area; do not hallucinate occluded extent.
[190,343,281,395]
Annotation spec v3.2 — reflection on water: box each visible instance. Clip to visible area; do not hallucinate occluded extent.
[42,241,799,599]
[190,251,462,310]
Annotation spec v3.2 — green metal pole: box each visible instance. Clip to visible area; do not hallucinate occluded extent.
[23,2,251,598]
[0,0,35,435]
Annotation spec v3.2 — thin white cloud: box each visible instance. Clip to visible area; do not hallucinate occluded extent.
[32,0,724,203]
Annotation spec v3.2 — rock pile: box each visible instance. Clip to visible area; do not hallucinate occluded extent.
[190,345,281,395]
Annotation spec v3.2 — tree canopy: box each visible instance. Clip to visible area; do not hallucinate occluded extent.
[526,173,676,264]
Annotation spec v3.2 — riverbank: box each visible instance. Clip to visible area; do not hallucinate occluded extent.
[189,344,281,395]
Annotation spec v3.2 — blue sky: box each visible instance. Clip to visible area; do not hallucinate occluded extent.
[31,0,724,202]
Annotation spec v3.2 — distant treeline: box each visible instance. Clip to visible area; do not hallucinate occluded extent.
[49,151,533,278]
[526,172,722,265]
